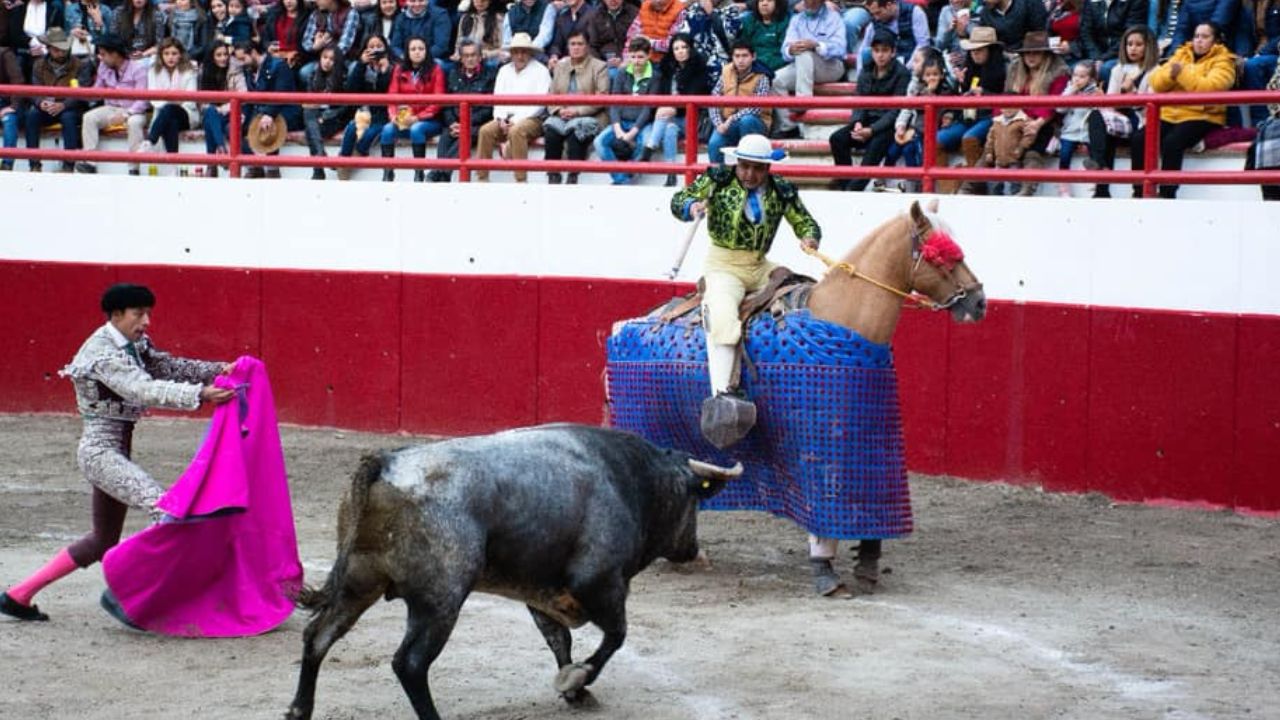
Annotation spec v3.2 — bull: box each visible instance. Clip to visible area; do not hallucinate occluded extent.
[286,423,743,720]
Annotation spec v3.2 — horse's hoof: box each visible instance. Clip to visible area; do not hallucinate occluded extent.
[554,663,594,694]
[561,687,598,707]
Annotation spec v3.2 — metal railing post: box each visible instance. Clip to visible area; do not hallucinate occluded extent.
[684,101,699,184]
[921,102,937,193]
[459,101,472,183]
[228,98,242,179]
[1143,101,1159,198]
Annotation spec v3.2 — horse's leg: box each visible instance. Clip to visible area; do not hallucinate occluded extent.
[854,539,882,594]
[808,535,851,598]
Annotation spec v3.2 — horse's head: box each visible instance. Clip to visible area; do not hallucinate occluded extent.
[907,200,986,323]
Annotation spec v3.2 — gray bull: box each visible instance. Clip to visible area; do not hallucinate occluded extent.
[286,423,743,720]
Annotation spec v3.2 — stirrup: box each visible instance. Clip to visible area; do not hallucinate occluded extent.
[700,390,757,449]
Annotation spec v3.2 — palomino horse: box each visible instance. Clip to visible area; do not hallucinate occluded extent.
[605,199,986,596]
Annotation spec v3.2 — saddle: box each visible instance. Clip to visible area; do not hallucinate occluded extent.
[648,267,816,450]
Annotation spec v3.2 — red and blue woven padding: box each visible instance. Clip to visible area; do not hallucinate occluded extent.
[607,309,912,539]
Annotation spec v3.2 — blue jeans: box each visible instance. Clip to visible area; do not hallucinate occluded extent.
[964,117,993,145]
[1058,138,1082,169]
[707,114,768,165]
[24,107,82,167]
[937,120,969,152]
[1,112,17,165]
[842,7,871,59]
[594,120,646,184]
[202,106,228,153]
[1243,55,1278,126]
[886,136,922,167]
[1099,58,1119,89]
[380,119,443,146]
[644,115,684,163]
[340,119,385,156]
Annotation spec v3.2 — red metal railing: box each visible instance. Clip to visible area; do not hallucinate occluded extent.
[1,84,1277,195]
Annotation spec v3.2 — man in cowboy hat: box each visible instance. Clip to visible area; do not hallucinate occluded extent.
[235,39,302,178]
[75,34,148,175]
[475,31,550,182]
[669,133,822,448]
[22,27,94,173]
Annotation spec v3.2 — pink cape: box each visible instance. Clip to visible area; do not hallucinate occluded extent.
[102,357,304,637]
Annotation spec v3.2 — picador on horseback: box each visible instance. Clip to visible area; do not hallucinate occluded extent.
[608,144,988,597]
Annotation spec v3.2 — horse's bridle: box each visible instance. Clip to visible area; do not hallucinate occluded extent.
[803,223,982,312]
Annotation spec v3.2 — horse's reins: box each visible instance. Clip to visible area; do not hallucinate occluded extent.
[801,224,979,312]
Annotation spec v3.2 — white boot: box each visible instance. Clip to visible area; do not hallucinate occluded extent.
[705,342,738,395]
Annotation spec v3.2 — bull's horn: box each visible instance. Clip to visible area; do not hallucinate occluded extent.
[687,459,744,480]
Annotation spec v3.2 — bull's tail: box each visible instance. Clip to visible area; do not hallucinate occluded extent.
[292,452,386,615]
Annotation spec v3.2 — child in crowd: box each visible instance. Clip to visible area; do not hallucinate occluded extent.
[981,106,1037,195]
[890,51,958,192]
[303,44,351,180]
[1055,59,1100,196]
[222,0,254,45]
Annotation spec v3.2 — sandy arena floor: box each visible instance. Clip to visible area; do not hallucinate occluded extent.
[1,414,1276,720]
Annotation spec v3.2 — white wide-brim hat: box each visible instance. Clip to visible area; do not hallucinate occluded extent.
[723,134,786,166]
[505,32,540,53]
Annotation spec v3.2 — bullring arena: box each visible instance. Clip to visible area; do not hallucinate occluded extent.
[2,177,1279,719]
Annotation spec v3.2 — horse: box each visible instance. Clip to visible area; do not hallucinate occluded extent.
[605,199,986,597]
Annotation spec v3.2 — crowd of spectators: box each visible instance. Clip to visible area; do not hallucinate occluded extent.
[0,0,1276,196]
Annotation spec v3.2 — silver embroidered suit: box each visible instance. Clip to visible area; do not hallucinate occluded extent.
[60,324,223,510]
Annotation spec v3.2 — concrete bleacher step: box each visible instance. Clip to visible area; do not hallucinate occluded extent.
[814,82,856,96]
[793,108,850,125]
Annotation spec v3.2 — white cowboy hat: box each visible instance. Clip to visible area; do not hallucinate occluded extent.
[723,134,786,166]
[504,32,540,53]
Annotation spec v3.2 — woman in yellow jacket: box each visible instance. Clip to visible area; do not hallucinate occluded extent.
[1130,22,1237,198]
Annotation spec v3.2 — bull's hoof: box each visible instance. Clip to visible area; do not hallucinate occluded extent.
[560,687,598,708]
[283,705,311,720]
[554,663,595,695]
[700,392,757,449]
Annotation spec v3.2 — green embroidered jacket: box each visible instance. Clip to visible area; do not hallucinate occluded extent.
[670,166,822,258]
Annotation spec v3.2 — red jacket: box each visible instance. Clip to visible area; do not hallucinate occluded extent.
[386,63,446,120]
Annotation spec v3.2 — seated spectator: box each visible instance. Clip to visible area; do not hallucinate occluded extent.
[1002,31,1069,195]
[707,40,772,164]
[197,38,247,178]
[1083,24,1156,197]
[586,0,638,74]
[683,0,743,89]
[77,34,149,175]
[24,27,94,172]
[543,29,609,184]
[772,0,847,139]
[1053,59,1102,196]
[0,45,19,171]
[362,0,400,47]
[165,0,209,66]
[936,0,972,72]
[594,35,661,184]
[220,0,255,46]
[890,50,959,191]
[113,0,164,67]
[1169,0,1248,57]
[389,0,451,65]
[857,0,929,72]
[210,0,230,42]
[336,34,393,180]
[646,33,711,185]
[1244,55,1280,199]
[830,28,909,190]
[430,37,496,182]
[738,0,791,76]
[140,37,199,169]
[302,44,351,180]
[1242,0,1279,125]
[453,0,505,69]
[65,0,114,61]
[1047,0,1083,63]
[979,106,1038,194]
[954,26,1007,193]
[262,0,311,73]
[301,0,361,86]
[502,0,556,61]
[1078,0,1148,84]
[1131,21,1236,197]
[475,32,550,182]
[6,0,65,82]
[626,0,686,64]
[970,0,1048,51]
[237,39,304,179]
[380,36,445,182]
[547,0,596,70]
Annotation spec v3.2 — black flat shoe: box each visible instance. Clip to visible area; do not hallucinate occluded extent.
[0,591,50,622]
[100,589,142,630]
